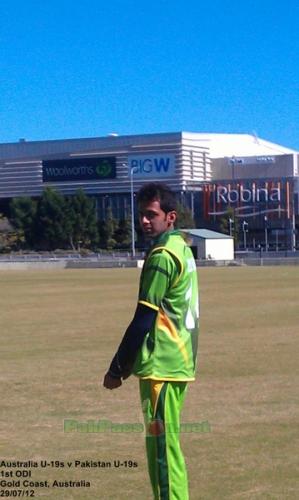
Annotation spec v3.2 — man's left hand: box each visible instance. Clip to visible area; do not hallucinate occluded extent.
[103,373,122,390]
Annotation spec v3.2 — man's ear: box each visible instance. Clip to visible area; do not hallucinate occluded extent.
[167,211,177,226]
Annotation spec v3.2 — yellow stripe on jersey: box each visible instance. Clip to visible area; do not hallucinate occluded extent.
[138,300,159,311]
[150,381,165,417]
[157,309,189,365]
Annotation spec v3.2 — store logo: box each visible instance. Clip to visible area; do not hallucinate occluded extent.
[42,157,116,182]
[96,161,112,177]
[128,154,175,178]
[217,185,281,204]
[205,181,289,218]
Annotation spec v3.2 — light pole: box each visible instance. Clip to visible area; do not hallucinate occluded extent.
[190,191,194,219]
[130,166,136,258]
[292,212,296,251]
[229,217,234,237]
[264,215,268,252]
[242,220,248,250]
[230,157,236,181]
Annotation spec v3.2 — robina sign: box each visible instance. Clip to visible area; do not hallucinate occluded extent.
[128,154,175,178]
[42,157,116,183]
[217,185,281,204]
[203,180,291,219]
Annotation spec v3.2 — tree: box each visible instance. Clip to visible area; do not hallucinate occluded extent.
[175,203,195,229]
[98,206,117,249]
[114,218,133,248]
[9,196,38,248]
[0,215,16,252]
[35,188,67,250]
[65,190,99,251]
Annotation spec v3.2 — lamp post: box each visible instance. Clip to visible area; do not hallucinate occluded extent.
[242,220,248,250]
[229,158,237,242]
[264,215,268,252]
[130,166,136,258]
[229,217,234,237]
[230,156,236,181]
[292,212,296,251]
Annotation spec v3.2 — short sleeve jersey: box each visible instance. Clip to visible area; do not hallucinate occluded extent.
[132,230,199,381]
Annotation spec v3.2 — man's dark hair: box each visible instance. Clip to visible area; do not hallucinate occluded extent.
[137,182,177,213]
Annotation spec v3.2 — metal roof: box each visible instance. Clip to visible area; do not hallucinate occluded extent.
[181,229,232,239]
[0,132,297,161]
[181,133,298,157]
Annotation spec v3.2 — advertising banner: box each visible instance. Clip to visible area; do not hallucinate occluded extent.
[42,157,116,182]
[203,179,294,219]
[128,154,175,178]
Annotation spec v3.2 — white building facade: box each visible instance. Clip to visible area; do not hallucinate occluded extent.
[0,132,298,250]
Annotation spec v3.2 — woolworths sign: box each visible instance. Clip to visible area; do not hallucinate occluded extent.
[42,157,116,182]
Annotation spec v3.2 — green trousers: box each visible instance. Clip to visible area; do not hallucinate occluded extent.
[139,379,189,500]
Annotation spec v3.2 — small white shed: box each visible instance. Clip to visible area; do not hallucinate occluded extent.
[182,229,234,261]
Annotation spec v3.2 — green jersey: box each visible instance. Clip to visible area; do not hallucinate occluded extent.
[133,230,199,381]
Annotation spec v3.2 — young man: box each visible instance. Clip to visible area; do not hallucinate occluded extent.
[103,182,199,500]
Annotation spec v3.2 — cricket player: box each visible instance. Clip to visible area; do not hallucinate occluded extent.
[103,182,199,500]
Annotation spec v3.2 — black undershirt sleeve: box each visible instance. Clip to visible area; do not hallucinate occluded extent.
[108,303,157,379]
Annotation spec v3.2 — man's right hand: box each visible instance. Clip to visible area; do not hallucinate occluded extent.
[103,373,122,390]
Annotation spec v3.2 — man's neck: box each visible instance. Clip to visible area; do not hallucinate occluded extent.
[153,228,177,244]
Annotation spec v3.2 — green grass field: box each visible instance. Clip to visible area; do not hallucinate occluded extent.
[0,267,298,500]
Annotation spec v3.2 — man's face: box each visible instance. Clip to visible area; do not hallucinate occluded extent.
[138,199,176,239]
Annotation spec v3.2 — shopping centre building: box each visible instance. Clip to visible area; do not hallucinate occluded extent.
[0,131,298,249]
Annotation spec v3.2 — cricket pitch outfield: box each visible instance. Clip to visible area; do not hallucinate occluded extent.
[0,267,298,499]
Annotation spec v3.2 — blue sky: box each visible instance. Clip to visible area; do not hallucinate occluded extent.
[0,0,298,149]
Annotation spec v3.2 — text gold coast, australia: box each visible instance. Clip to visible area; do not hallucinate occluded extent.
[103,182,200,500]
